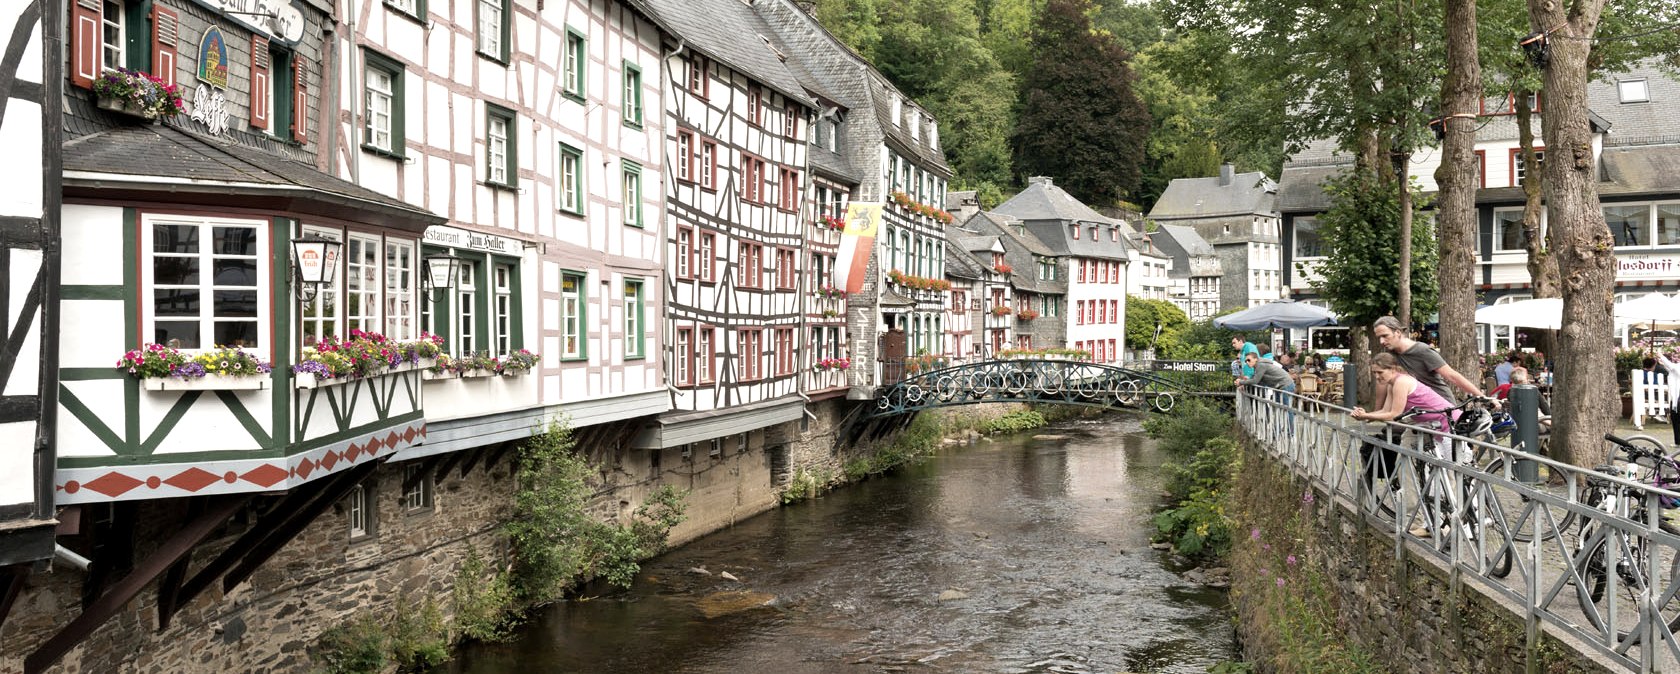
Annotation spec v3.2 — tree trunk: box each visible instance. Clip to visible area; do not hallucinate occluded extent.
[1352,328,1375,406]
[1433,0,1481,382]
[1395,150,1413,328]
[1525,0,1615,468]
[1516,96,1560,359]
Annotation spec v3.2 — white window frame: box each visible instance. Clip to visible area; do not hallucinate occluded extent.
[493,264,513,356]
[476,0,503,58]
[346,235,382,334]
[402,464,433,512]
[347,483,370,538]
[487,113,510,185]
[143,214,270,356]
[1619,79,1649,104]
[562,272,585,359]
[624,279,644,359]
[300,226,342,347]
[101,0,124,72]
[364,65,396,152]
[456,259,477,355]
[563,30,585,97]
[558,143,583,214]
[384,240,416,340]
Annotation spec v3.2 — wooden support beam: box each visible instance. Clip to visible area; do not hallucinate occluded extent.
[484,442,513,472]
[221,463,375,594]
[0,564,28,633]
[25,495,251,674]
[169,465,363,622]
[155,498,205,630]
[458,445,484,479]
[431,451,465,486]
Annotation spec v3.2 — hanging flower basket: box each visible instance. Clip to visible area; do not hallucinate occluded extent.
[92,68,184,120]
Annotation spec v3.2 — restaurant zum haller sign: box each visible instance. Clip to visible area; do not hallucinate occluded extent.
[189,0,307,45]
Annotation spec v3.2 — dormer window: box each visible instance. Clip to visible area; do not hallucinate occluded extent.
[1070,225,1079,240]
[1111,228,1118,242]
[891,95,902,126]
[1620,79,1649,103]
[909,109,920,140]
[930,121,938,148]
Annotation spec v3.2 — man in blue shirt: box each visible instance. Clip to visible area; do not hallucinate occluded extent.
[1494,353,1518,386]
[1231,335,1258,378]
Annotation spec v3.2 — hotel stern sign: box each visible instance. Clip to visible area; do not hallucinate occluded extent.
[423,224,526,256]
[190,0,308,46]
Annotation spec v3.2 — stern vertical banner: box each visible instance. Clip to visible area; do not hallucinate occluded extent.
[836,203,881,294]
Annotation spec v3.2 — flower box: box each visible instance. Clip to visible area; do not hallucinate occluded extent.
[422,369,459,381]
[143,374,269,391]
[461,368,497,378]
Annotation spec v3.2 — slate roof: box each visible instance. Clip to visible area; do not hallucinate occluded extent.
[1155,223,1215,256]
[993,177,1123,226]
[62,121,443,227]
[1148,171,1279,220]
[1151,224,1223,280]
[955,235,1000,254]
[808,145,862,184]
[944,242,985,281]
[639,0,814,108]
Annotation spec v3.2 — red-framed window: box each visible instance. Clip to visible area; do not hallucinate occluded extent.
[775,247,796,289]
[951,290,965,312]
[675,326,694,385]
[701,140,718,190]
[779,168,800,211]
[687,55,709,98]
[1474,149,1487,189]
[1509,146,1545,187]
[698,232,716,282]
[748,85,764,126]
[1070,225,1079,240]
[1110,299,1119,323]
[1076,300,1085,325]
[774,327,795,375]
[737,328,763,380]
[1077,261,1086,283]
[1095,340,1105,363]
[1098,300,1106,324]
[739,242,763,288]
[744,156,766,204]
[676,130,695,183]
[697,326,716,383]
[783,103,799,138]
[1108,339,1118,362]
[676,227,693,279]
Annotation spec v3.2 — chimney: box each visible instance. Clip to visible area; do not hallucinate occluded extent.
[1028,176,1053,186]
[794,0,816,13]
[1218,163,1235,186]
[949,192,981,222]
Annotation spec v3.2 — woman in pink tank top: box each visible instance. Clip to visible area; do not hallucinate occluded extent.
[1352,352,1453,429]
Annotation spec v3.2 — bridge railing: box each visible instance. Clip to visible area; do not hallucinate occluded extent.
[1238,388,1680,672]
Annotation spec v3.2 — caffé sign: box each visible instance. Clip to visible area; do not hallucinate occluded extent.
[188,0,307,45]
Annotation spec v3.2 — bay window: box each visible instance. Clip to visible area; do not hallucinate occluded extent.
[384,240,415,340]
[146,215,267,353]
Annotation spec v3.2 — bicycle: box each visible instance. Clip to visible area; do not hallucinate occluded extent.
[1568,433,1680,644]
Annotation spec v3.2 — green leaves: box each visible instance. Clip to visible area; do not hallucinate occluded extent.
[1300,168,1438,327]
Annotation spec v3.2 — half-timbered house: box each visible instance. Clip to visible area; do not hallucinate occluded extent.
[0,0,62,620]
[754,0,952,387]
[948,232,1013,360]
[805,112,859,399]
[633,0,812,466]
[964,210,1066,352]
[339,0,669,453]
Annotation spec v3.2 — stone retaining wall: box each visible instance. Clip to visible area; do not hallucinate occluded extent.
[1231,436,1616,674]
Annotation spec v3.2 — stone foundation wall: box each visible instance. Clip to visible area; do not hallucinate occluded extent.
[1231,437,1616,674]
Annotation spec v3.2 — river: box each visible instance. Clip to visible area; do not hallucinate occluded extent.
[442,413,1236,673]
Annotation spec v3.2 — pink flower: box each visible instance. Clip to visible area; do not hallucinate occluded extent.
[1275,577,1286,587]
[1286,555,1297,566]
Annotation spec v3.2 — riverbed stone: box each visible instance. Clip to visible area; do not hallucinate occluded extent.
[937,589,969,601]
[719,571,740,582]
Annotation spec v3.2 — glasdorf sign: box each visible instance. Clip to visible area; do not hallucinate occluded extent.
[1618,255,1680,279]
[186,0,307,45]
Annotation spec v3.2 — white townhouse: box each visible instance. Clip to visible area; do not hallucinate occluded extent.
[992,177,1130,363]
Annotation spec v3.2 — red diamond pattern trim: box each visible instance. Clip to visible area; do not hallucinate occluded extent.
[320,451,340,470]
[241,464,288,488]
[365,437,384,453]
[83,472,144,497]
[343,443,360,461]
[295,459,315,480]
[384,431,400,448]
[164,468,220,492]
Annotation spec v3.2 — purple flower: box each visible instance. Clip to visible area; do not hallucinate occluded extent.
[1259,567,1269,576]
[1275,577,1286,587]
[1250,528,1262,541]
[1286,555,1297,566]
[1302,490,1315,504]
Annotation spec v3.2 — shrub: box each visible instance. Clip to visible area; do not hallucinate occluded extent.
[1142,397,1232,460]
[313,616,388,674]
[979,409,1047,435]
[387,598,449,671]
[452,545,519,643]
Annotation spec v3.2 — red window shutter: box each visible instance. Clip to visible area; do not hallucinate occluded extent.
[69,0,101,89]
[151,5,180,87]
[249,36,270,130]
[291,57,309,142]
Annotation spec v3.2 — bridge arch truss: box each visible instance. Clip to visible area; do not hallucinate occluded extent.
[868,359,1222,418]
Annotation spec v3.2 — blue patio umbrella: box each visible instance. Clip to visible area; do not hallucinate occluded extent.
[1213,300,1339,330]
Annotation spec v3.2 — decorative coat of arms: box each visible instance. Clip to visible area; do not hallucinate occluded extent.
[198,27,229,87]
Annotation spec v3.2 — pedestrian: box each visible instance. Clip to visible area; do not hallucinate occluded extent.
[1235,351,1295,395]
[1494,352,1519,386]
[1371,316,1487,411]
[1352,352,1457,537]
[1653,351,1680,447]
[1231,335,1258,378]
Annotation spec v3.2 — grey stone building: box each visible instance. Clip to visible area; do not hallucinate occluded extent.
[1148,164,1284,311]
[1151,223,1224,321]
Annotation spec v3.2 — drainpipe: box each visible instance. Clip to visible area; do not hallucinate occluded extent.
[41,0,66,544]
[53,545,90,572]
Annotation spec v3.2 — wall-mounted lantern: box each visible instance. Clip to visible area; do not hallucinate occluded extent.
[292,236,342,302]
[422,251,460,303]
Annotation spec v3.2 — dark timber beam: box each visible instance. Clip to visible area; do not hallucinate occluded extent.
[25,494,251,674]
[155,498,205,629]
[0,564,28,633]
[484,442,513,473]
[457,445,484,479]
[431,451,465,486]
[220,463,375,593]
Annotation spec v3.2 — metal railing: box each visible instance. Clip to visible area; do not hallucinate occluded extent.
[1237,388,1680,672]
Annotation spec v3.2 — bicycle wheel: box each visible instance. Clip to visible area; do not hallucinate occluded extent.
[1577,518,1680,642]
[1483,456,1573,543]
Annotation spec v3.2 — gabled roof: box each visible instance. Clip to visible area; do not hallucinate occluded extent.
[809,145,861,184]
[955,235,1001,254]
[967,211,1054,257]
[639,0,814,108]
[1148,170,1279,220]
[944,243,985,281]
[992,177,1123,225]
[1154,223,1216,256]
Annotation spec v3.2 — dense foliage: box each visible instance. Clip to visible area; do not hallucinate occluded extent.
[1297,168,1438,327]
[1143,398,1238,559]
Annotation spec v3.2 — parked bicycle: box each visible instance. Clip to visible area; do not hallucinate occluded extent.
[1567,433,1680,644]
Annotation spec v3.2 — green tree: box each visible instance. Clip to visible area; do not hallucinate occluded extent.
[1132,45,1222,209]
[1299,168,1438,330]
[812,0,883,58]
[1011,0,1151,205]
[1125,296,1191,355]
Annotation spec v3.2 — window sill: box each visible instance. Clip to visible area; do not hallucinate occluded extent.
[362,144,407,161]
[558,207,586,219]
[561,90,586,105]
[623,119,644,130]
[481,179,518,193]
[623,221,644,229]
[383,2,426,24]
[141,374,270,392]
[477,51,509,67]
[560,356,588,363]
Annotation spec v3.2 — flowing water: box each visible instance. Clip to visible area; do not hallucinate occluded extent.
[442,414,1236,673]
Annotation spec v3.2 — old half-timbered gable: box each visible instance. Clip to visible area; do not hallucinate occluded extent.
[805,120,859,399]
[633,0,811,453]
[965,210,1067,352]
[337,0,668,455]
[753,0,952,389]
[0,0,62,613]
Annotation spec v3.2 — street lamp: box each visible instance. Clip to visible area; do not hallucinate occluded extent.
[292,236,342,302]
[423,251,460,303]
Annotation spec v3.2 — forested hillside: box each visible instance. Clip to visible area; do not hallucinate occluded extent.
[809,0,1287,210]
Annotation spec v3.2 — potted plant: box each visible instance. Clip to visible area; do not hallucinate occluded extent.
[501,349,540,375]
[1017,308,1040,321]
[92,68,184,120]
[990,305,1014,317]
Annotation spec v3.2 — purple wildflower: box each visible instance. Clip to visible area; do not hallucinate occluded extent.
[1286,555,1297,566]
[1302,490,1315,504]
[1250,528,1262,541]
[1276,577,1286,587]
